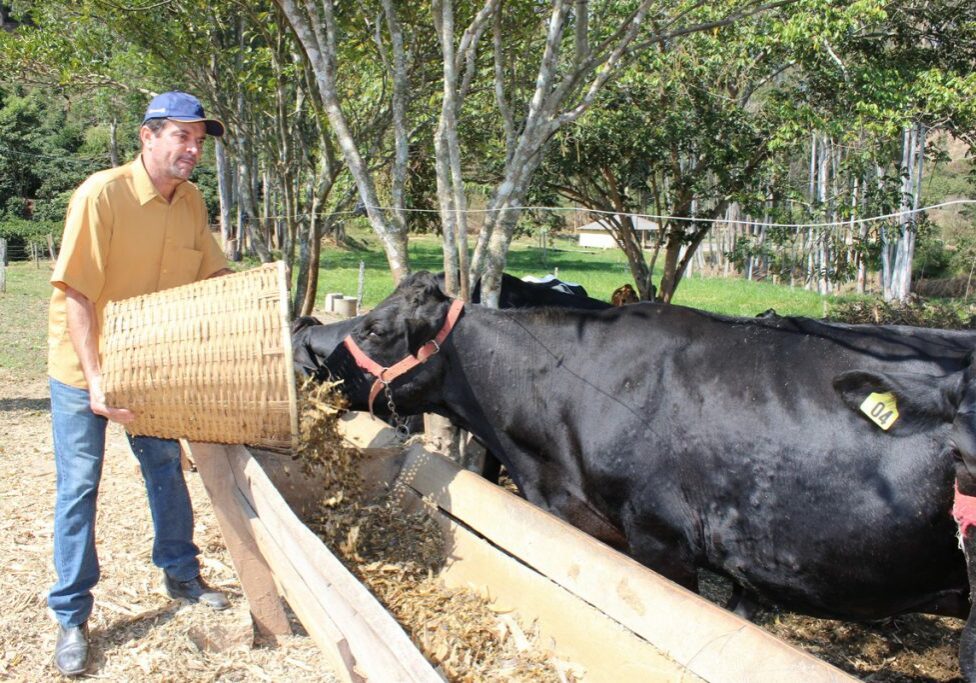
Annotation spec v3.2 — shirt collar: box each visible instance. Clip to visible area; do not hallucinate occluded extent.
[132,155,189,205]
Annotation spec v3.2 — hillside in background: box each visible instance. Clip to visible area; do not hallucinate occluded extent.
[927,134,974,236]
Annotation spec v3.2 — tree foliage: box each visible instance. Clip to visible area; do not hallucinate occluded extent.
[0,0,973,304]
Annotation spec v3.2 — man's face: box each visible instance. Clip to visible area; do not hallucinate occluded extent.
[142,119,207,182]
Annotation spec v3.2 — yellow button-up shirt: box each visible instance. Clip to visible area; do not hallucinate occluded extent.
[48,156,228,389]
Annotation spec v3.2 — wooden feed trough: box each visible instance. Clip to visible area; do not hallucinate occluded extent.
[184,413,855,682]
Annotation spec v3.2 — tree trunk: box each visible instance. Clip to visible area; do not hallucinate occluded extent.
[890,123,925,301]
[237,156,272,262]
[434,133,460,296]
[817,135,831,295]
[854,174,867,294]
[109,117,120,167]
[477,143,548,304]
[276,0,410,283]
[215,139,239,260]
[658,231,684,303]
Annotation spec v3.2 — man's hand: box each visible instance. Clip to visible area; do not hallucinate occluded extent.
[88,375,135,424]
[64,285,136,424]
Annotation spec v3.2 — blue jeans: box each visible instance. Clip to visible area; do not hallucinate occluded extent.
[48,378,201,627]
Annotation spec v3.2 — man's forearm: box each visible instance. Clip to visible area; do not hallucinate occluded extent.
[64,286,134,423]
[64,286,101,385]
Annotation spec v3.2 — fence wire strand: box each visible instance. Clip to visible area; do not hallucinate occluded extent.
[232,199,976,232]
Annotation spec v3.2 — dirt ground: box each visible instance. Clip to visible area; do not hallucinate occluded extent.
[0,368,337,682]
[0,366,968,682]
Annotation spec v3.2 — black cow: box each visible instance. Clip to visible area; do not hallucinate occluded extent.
[320,271,976,678]
[517,274,590,298]
[292,315,359,379]
[291,272,609,378]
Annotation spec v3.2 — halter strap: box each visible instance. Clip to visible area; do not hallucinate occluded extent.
[342,298,465,417]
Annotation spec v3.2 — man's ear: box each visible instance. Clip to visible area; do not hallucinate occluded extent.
[833,369,962,433]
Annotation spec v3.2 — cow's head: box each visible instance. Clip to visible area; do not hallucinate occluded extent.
[611,283,639,306]
[322,271,457,417]
[291,316,361,379]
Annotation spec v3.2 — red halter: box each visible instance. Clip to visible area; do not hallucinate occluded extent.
[342,298,465,417]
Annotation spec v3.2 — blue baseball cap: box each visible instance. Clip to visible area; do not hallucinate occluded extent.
[142,91,225,137]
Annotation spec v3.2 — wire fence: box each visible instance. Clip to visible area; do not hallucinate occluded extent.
[3,197,974,297]
[218,198,976,232]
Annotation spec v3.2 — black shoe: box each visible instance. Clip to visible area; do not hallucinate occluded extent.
[163,573,230,610]
[54,622,89,677]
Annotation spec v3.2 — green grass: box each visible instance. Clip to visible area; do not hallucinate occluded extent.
[1,239,862,381]
[1,261,52,378]
[306,230,847,318]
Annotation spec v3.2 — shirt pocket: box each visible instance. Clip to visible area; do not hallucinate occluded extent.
[160,247,204,290]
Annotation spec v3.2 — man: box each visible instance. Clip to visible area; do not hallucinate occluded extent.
[47,91,234,677]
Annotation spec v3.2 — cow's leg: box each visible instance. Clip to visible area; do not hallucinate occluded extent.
[726,583,761,620]
[625,532,699,592]
[479,452,502,484]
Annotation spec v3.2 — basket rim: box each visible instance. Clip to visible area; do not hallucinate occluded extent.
[275,261,300,450]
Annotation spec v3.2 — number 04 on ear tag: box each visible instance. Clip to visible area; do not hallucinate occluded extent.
[860,392,900,431]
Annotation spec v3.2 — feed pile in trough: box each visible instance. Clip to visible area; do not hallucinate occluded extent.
[295,383,579,682]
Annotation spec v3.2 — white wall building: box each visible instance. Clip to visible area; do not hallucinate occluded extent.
[577,216,659,249]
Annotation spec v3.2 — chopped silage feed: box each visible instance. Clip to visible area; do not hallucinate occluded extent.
[295,379,578,681]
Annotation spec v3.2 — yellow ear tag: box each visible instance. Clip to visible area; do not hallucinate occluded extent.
[859,392,900,431]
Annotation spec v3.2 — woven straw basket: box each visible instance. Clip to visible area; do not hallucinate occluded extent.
[102,262,298,448]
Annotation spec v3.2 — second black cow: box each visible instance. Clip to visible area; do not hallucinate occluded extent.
[291,272,608,378]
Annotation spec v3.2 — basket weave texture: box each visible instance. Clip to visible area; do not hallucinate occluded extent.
[102,262,297,448]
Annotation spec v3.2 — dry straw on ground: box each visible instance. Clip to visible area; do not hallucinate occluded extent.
[0,371,336,682]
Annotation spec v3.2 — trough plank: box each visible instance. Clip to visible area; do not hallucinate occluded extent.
[186,441,292,638]
[223,445,442,683]
[338,413,399,449]
[235,487,365,683]
[398,445,855,683]
[401,486,700,682]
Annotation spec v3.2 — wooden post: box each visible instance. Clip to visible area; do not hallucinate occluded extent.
[31,242,39,269]
[47,233,58,261]
[185,441,292,638]
[356,261,365,316]
[0,238,6,294]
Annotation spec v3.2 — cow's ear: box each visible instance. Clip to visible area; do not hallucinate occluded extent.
[433,272,452,298]
[405,272,449,308]
[291,315,322,335]
[404,317,434,356]
[833,369,962,433]
[832,370,894,406]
